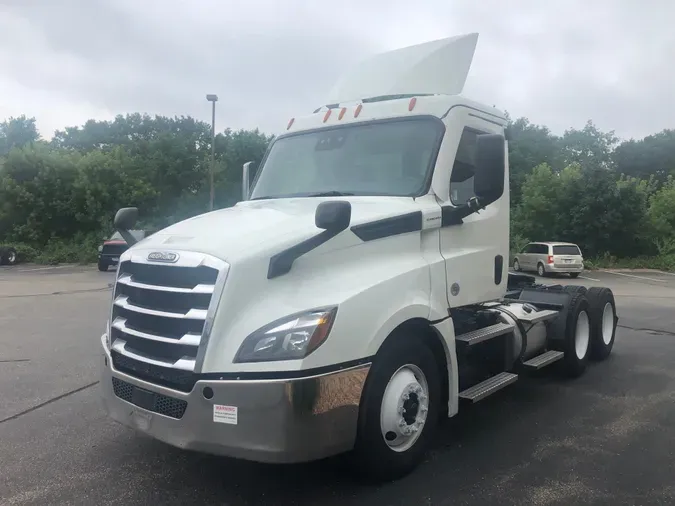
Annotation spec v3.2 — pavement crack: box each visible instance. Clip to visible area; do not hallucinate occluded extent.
[0,381,99,424]
[0,286,112,299]
[0,358,30,363]
[618,324,675,337]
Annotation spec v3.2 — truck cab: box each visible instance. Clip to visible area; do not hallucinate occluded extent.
[99,33,618,481]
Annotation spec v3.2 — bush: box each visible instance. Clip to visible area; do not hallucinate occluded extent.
[0,242,38,263]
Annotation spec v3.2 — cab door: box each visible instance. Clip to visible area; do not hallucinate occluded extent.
[432,107,510,307]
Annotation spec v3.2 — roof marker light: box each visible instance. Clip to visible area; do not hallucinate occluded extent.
[287,118,295,130]
[338,107,346,120]
[408,97,417,111]
[323,109,332,122]
[354,104,363,118]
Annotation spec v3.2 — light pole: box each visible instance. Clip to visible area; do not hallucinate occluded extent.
[206,94,218,211]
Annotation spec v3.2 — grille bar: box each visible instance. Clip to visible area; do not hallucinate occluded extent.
[112,318,202,346]
[114,295,208,320]
[117,273,215,294]
[112,339,196,371]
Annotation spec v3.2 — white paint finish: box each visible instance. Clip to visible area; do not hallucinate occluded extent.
[327,33,478,104]
[437,107,509,306]
[431,317,459,417]
[601,270,667,283]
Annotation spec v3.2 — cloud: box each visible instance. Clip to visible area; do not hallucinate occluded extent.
[1,0,673,140]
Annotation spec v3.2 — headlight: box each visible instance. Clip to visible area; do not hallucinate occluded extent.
[234,307,338,363]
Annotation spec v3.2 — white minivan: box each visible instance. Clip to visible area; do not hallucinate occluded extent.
[513,242,584,278]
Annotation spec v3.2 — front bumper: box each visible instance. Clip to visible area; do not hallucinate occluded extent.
[99,335,370,463]
[98,254,121,265]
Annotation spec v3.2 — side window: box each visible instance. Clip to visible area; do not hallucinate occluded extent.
[449,128,484,205]
[523,244,535,254]
[536,244,549,254]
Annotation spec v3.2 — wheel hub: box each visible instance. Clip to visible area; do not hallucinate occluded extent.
[380,365,429,451]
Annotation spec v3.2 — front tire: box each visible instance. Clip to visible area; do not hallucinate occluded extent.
[513,259,521,272]
[4,247,18,265]
[351,336,441,482]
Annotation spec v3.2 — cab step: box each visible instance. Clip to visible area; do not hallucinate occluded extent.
[517,309,559,324]
[456,322,514,346]
[522,350,564,370]
[458,372,518,403]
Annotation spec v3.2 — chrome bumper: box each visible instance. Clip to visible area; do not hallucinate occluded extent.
[99,335,370,463]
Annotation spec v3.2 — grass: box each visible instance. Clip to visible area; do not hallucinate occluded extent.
[584,253,675,272]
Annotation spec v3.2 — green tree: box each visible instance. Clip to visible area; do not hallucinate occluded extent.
[0,116,40,156]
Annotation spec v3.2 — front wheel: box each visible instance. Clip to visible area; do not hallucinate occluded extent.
[513,259,521,272]
[570,272,580,279]
[351,336,441,482]
[4,247,18,265]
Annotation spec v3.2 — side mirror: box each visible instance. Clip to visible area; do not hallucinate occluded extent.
[114,207,139,246]
[473,133,505,207]
[315,201,351,233]
[242,161,255,200]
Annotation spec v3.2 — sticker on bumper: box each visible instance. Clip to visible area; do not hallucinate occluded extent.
[213,404,238,425]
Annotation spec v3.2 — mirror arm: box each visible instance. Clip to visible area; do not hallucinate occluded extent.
[118,230,138,246]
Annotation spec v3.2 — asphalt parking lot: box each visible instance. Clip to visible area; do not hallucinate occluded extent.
[1,265,675,505]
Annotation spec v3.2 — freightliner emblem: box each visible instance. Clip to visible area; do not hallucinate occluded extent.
[147,251,179,263]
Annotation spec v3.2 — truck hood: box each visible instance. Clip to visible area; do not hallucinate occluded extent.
[132,196,424,262]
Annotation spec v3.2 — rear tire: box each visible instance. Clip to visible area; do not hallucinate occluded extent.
[569,272,580,279]
[97,260,109,272]
[350,335,441,483]
[537,263,546,277]
[587,287,617,361]
[558,286,591,378]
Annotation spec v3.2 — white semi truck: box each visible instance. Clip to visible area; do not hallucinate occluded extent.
[100,33,618,481]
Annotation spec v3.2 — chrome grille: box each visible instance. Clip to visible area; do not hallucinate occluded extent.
[109,250,228,384]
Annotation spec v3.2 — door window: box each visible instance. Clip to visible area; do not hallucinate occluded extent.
[449,128,485,205]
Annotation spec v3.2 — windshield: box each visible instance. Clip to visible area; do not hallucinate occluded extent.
[250,117,443,199]
[553,245,581,255]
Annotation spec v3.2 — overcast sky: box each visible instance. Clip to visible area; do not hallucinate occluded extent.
[1,0,673,141]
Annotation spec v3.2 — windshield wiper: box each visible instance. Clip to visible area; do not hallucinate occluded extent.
[304,191,355,197]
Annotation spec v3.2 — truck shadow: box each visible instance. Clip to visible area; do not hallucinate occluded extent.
[132,367,596,505]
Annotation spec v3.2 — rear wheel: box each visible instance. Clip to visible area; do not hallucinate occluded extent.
[587,287,617,361]
[537,263,546,277]
[558,286,590,378]
[97,260,109,272]
[569,272,580,279]
[351,335,441,482]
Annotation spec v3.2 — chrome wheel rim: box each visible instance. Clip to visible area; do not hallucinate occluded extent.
[575,310,590,360]
[602,302,614,345]
[380,364,429,453]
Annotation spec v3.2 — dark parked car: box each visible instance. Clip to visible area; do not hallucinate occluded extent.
[0,246,18,266]
[97,230,151,271]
